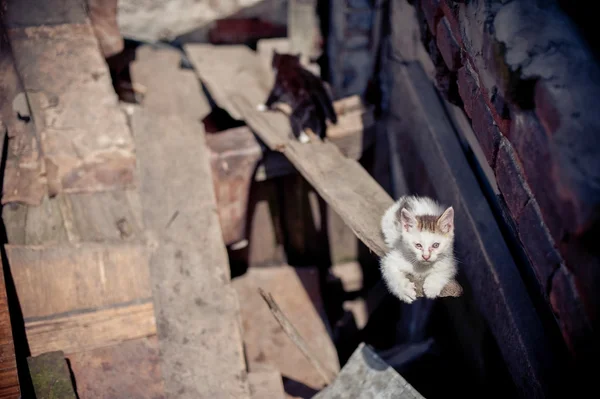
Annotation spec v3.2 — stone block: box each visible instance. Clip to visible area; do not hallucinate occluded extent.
[457,62,478,118]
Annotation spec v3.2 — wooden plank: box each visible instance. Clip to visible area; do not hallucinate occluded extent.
[185,44,390,258]
[5,244,152,319]
[313,343,425,399]
[2,189,144,246]
[26,301,156,356]
[0,21,46,206]
[130,45,250,399]
[248,371,285,399]
[7,22,136,195]
[185,44,462,296]
[0,260,19,399]
[232,266,339,396]
[68,336,166,399]
[27,351,77,399]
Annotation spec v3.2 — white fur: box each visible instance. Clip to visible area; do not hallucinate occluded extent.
[256,103,267,112]
[298,131,310,143]
[380,195,457,303]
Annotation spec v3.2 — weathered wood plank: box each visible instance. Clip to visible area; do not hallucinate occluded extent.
[185,44,462,297]
[0,21,46,206]
[130,45,250,399]
[2,189,144,246]
[313,343,425,399]
[248,371,285,399]
[5,244,152,319]
[7,22,136,195]
[232,266,339,395]
[185,44,390,257]
[0,259,19,399]
[26,301,156,356]
[68,336,165,399]
[27,351,77,399]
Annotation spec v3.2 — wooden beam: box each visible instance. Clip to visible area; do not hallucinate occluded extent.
[184,44,461,297]
[130,45,250,399]
[6,13,136,196]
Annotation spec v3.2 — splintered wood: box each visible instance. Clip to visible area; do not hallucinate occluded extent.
[185,44,462,297]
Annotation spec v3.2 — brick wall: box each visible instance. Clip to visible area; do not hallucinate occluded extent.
[412,0,599,365]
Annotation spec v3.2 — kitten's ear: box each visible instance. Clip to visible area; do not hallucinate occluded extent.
[437,207,454,234]
[399,208,417,232]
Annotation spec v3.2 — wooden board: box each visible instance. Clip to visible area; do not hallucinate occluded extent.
[27,351,77,399]
[0,22,46,206]
[6,244,152,319]
[2,189,144,246]
[185,44,391,258]
[232,266,339,397]
[26,301,156,356]
[68,336,166,399]
[7,22,136,195]
[0,262,19,399]
[248,371,285,399]
[130,45,250,399]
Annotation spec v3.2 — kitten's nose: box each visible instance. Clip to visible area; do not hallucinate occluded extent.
[422,254,430,261]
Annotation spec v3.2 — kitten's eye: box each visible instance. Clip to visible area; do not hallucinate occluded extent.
[415,243,422,249]
[432,242,440,248]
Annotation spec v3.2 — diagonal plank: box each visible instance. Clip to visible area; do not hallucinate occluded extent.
[185,44,462,297]
[185,44,391,257]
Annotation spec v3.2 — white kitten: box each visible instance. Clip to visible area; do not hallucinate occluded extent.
[380,195,457,303]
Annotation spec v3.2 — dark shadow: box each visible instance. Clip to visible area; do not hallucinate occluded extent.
[281,375,320,399]
[65,357,81,399]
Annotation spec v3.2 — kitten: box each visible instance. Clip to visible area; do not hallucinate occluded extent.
[380,195,457,303]
[256,50,337,143]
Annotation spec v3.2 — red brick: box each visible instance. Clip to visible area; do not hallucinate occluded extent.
[549,266,595,362]
[471,92,502,168]
[436,16,461,71]
[516,200,562,293]
[509,111,566,242]
[495,138,530,220]
[440,0,463,46]
[457,61,478,118]
[421,0,442,35]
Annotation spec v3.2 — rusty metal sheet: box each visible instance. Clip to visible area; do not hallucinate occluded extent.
[7,23,136,196]
[205,126,263,246]
[0,28,46,206]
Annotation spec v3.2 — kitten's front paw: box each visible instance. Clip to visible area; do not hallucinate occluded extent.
[298,131,310,143]
[423,279,444,299]
[398,279,417,304]
[256,103,267,112]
